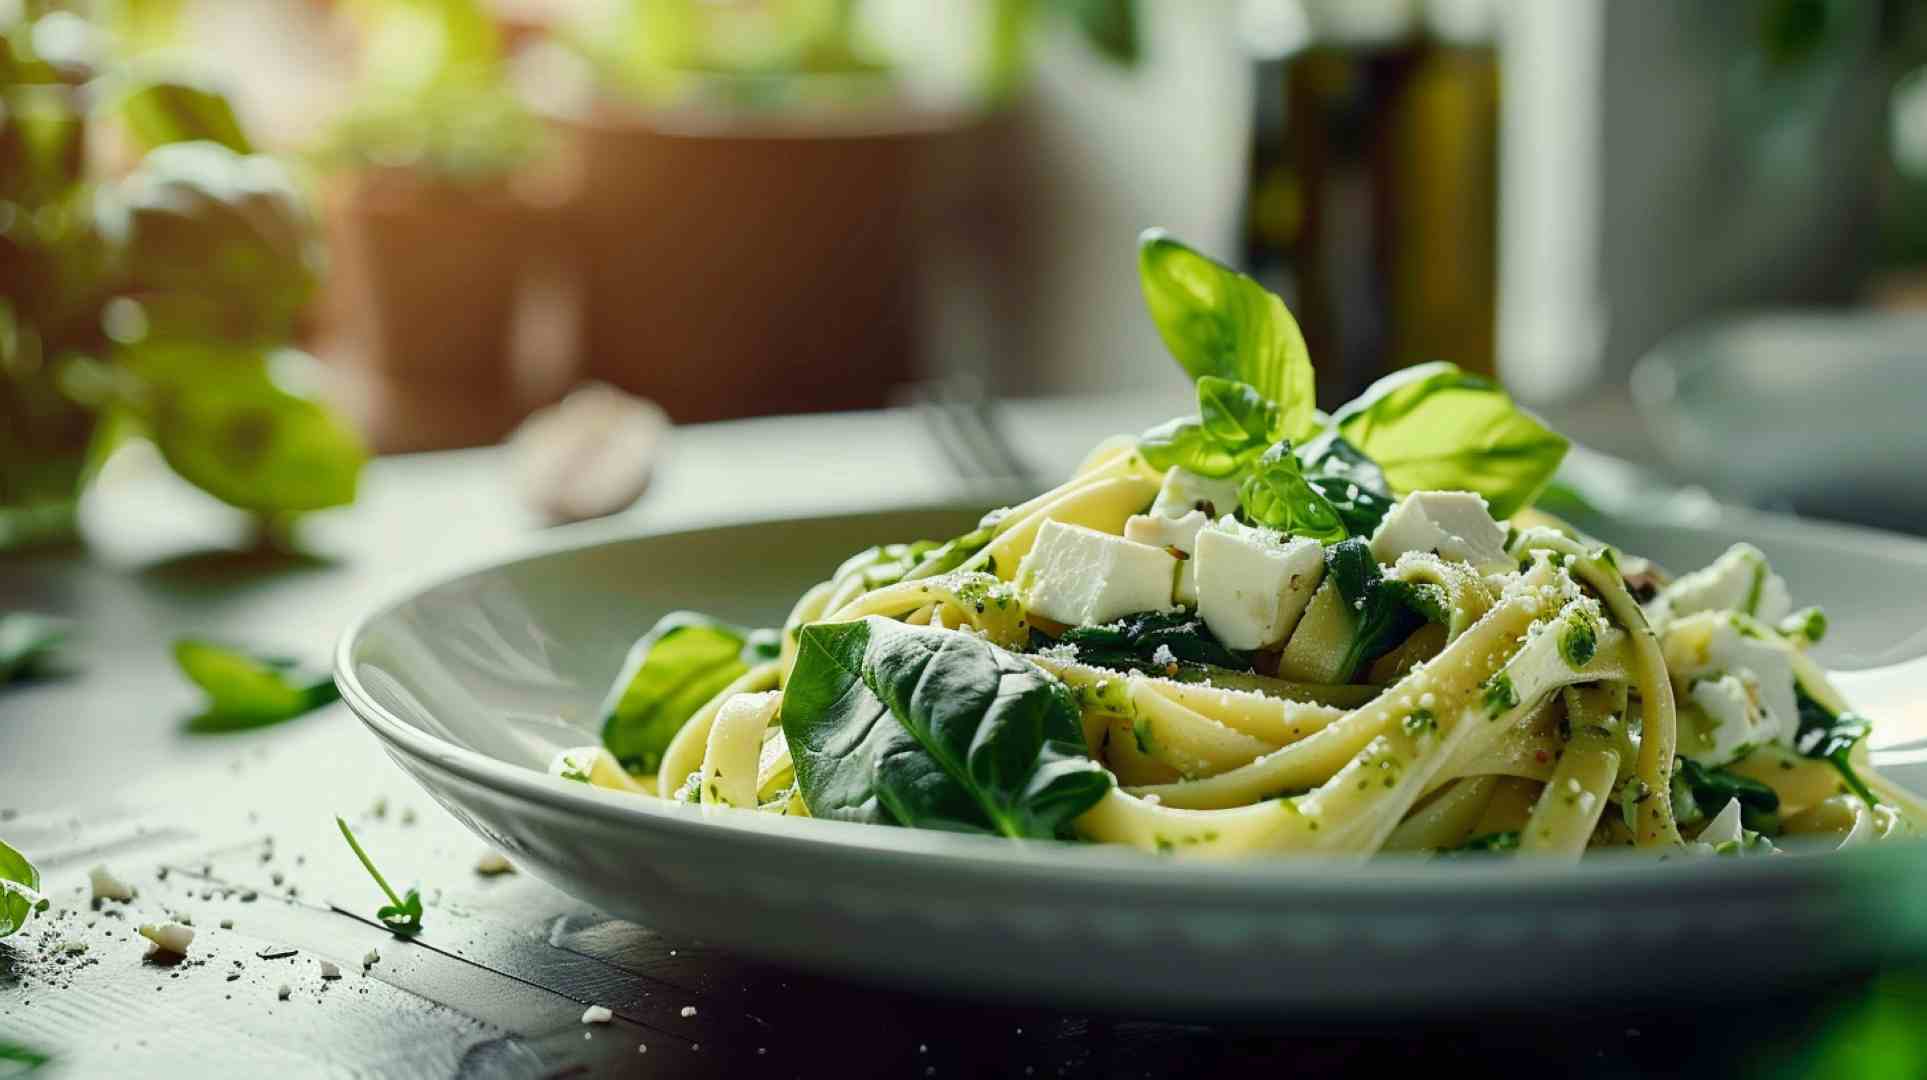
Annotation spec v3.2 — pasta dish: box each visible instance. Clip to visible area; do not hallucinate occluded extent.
[551,231,1923,859]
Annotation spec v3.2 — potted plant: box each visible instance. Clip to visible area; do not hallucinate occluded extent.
[311,0,552,450]
[0,8,364,550]
[541,0,1139,422]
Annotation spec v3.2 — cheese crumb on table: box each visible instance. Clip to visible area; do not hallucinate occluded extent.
[138,923,194,956]
[680,1005,698,1018]
[475,851,515,876]
[582,1005,613,1024]
[319,960,341,980]
[88,865,135,903]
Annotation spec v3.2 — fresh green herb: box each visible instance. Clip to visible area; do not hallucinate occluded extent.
[1779,606,1827,646]
[1138,376,1289,480]
[113,77,252,155]
[334,817,423,937]
[1136,229,1317,442]
[1330,362,1569,519]
[600,613,779,775]
[173,638,338,730]
[1401,708,1438,737]
[1675,757,1781,833]
[0,837,48,939]
[0,612,70,685]
[1321,538,1438,683]
[1793,686,1877,806]
[1482,674,1519,718]
[1056,611,1249,673]
[1296,432,1397,538]
[0,1040,50,1073]
[1136,416,1242,478]
[1239,442,1348,542]
[1559,609,1598,669]
[783,617,1112,839]
[1442,830,1520,855]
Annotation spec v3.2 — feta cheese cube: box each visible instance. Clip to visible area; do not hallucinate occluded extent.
[1149,468,1241,520]
[1662,611,1800,765]
[1645,543,1791,628]
[1018,520,1179,627]
[1368,491,1512,573]
[1194,519,1325,650]
[1124,510,1208,605]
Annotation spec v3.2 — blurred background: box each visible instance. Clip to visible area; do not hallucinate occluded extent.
[9,0,1927,547]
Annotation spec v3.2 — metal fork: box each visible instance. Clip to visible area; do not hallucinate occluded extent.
[907,376,1041,500]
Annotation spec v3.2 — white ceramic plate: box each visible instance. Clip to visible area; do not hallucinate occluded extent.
[337,504,1927,1017]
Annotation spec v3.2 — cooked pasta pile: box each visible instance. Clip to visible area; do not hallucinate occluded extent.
[552,231,1924,860]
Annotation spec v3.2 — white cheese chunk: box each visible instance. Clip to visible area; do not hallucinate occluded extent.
[1368,491,1512,573]
[138,923,194,956]
[582,1005,614,1024]
[1696,798,1745,848]
[1124,510,1208,605]
[1662,611,1800,765]
[1645,543,1791,628]
[88,865,135,903]
[1149,468,1241,520]
[1194,518,1325,650]
[1018,520,1179,627]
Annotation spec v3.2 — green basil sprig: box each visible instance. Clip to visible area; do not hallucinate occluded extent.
[1793,685,1877,806]
[1137,230,1317,442]
[1239,443,1348,543]
[0,837,47,939]
[1331,362,1569,519]
[174,638,339,731]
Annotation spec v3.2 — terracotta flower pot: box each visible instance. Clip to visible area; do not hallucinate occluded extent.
[556,103,965,422]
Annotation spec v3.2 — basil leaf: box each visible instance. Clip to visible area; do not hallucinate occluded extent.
[1793,685,1877,805]
[0,836,45,939]
[1137,417,1242,479]
[1297,432,1396,538]
[783,618,1112,839]
[1056,611,1250,673]
[1239,443,1347,543]
[1675,757,1781,832]
[121,343,366,515]
[1196,376,1283,452]
[0,612,70,685]
[174,639,338,731]
[114,79,252,155]
[1332,362,1569,518]
[600,612,777,775]
[1322,538,1438,683]
[1137,229,1316,441]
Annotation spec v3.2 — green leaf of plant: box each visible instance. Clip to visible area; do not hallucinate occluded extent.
[1322,537,1439,683]
[114,79,251,155]
[174,638,338,731]
[1136,417,1241,479]
[1048,0,1139,65]
[1137,229,1316,440]
[0,836,45,939]
[336,816,424,937]
[783,618,1112,839]
[0,612,70,685]
[1239,442,1348,543]
[1675,757,1781,832]
[1332,362,1569,519]
[599,612,776,775]
[121,343,365,515]
[101,140,319,344]
[1056,611,1249,673]
[1196,376,1283,451]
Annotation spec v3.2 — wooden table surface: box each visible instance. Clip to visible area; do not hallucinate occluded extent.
[0,397,1917,1078]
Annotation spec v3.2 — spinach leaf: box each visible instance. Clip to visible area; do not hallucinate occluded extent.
[1332,362,1568,518]
[1137,229,1316,441]
[600,612,779,775]
[1322,538,1443,683]
[1056,611,1250,673]
[1296,432,1397,538]
[0,612,70,685]
[173,639,338,731]
[1675,757,1781,832]
[1240,443,1348,543]
[783,617,1112,839]
[0,836,46,939]
[1793,685,1878,806]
